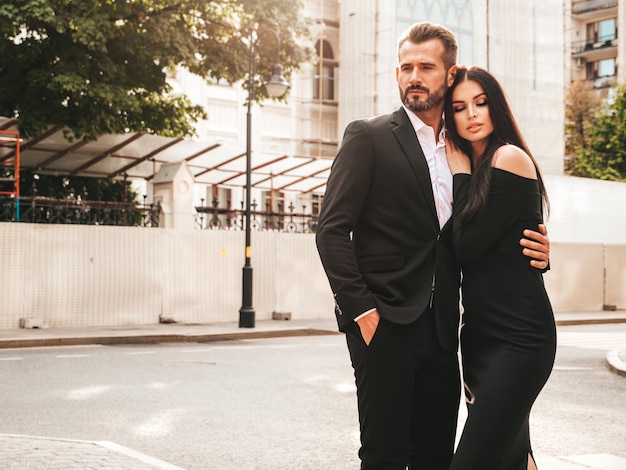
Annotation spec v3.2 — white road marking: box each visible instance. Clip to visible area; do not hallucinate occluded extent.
[335,382,356,393]
[133,409,183,437]
[67,385,113,400]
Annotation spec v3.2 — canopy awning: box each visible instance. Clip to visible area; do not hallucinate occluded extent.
[0,117,331,194]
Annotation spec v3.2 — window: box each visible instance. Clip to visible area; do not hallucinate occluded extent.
[312,194,322,216]
[586,58,616,79]
[313,40,335,101]
[586,18,616,44]
[598,58,616,77]
[262,190,285,230]
[598,19,616,42]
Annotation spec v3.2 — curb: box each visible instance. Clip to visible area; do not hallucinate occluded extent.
[0,313,624,350]
[605,350,626,378]
[0,327,340,350]
[555,317,626,326]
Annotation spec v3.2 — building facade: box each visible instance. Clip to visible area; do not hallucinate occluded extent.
[565,0,625,94]
[165,0,340,229]
[338,0,565,175]
[167,0,567,220]
[163,0,626,244]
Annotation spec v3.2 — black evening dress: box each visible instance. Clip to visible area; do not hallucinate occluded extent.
[449,168,557,470]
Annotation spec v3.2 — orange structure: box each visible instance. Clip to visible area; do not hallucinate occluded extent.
[0,129,21,221]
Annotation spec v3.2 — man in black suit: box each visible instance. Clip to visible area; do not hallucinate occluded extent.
[315,22,550,470]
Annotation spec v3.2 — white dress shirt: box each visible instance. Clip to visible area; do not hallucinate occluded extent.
[403,106,453,229]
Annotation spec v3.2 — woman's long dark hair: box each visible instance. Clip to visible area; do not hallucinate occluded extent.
[444,66,549,222]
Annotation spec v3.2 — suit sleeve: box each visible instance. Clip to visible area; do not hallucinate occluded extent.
[451,172,523,265]
[315,120,378,327]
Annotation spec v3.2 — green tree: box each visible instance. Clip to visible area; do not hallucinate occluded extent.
[19,170,139,202]
[0,0,311,141]
[564,79,602,173]
[571,83,626,181]
[0,0,310,206]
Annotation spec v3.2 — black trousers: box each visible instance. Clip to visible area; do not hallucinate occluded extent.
[345,309,460,470]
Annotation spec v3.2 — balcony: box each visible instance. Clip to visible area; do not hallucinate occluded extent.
[572,0,618,19]
[571,37,618,60]
[592,75,617,89]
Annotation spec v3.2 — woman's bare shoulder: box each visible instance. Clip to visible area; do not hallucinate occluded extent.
[492,144,537,179]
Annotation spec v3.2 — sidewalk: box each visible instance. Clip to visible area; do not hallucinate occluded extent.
[1,311,625,469]
[0,318,341,350]
[1,311,625,350]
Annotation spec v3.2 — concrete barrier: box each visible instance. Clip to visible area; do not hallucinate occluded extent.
[0,222,621,329]
[543,243,606,312]
[605,244,626,310]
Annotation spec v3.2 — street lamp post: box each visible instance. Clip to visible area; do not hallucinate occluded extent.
[239,30,290,328]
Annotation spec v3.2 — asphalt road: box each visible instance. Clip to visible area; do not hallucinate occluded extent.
[1,323,625,470]
[530,324,626,468]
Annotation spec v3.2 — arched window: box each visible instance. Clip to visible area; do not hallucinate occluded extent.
[313,39,335,101]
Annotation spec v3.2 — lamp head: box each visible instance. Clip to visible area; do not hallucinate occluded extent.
[265,63,290,98]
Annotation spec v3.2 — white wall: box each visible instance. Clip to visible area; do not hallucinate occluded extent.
[543,243,606,312]
[487,0,565,175]
[544,175,626,245]
[0,223,334,329]
[0,223,623,329]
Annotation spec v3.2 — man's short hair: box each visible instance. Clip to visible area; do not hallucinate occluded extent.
[398,22,458,70]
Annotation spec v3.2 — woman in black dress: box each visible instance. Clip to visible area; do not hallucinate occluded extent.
[444,66,557,470]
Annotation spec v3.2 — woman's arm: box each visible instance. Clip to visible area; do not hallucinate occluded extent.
[450,145,535,264]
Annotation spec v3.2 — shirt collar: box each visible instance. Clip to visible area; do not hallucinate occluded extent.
[403,105,446,141]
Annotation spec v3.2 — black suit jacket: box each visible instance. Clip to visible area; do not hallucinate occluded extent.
[316,107,461,351]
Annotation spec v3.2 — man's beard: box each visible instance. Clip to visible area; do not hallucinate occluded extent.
[400,81,447,113]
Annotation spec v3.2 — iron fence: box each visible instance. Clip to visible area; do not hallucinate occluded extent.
[0,196,320,232]
[0,197,160,227]
[195,199,319,233]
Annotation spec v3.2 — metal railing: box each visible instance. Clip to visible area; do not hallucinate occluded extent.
[0,196,320,232]
[0,197,160,227]
[195,199,319,233]
[571,36,617,54]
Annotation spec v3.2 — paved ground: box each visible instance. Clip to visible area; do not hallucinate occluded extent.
[0,434,185,470]
[1,311,625,469]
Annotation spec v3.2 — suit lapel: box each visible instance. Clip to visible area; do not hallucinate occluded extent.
[391,108,438,223]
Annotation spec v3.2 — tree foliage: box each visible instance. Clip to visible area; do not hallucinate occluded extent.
[19,169,139,202]
[564,80,602,173]
[0,0,311,141]
[570,83,626,181]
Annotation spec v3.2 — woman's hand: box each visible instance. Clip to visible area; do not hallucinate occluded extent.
[520,223,550,269]
[445,136,472,175]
